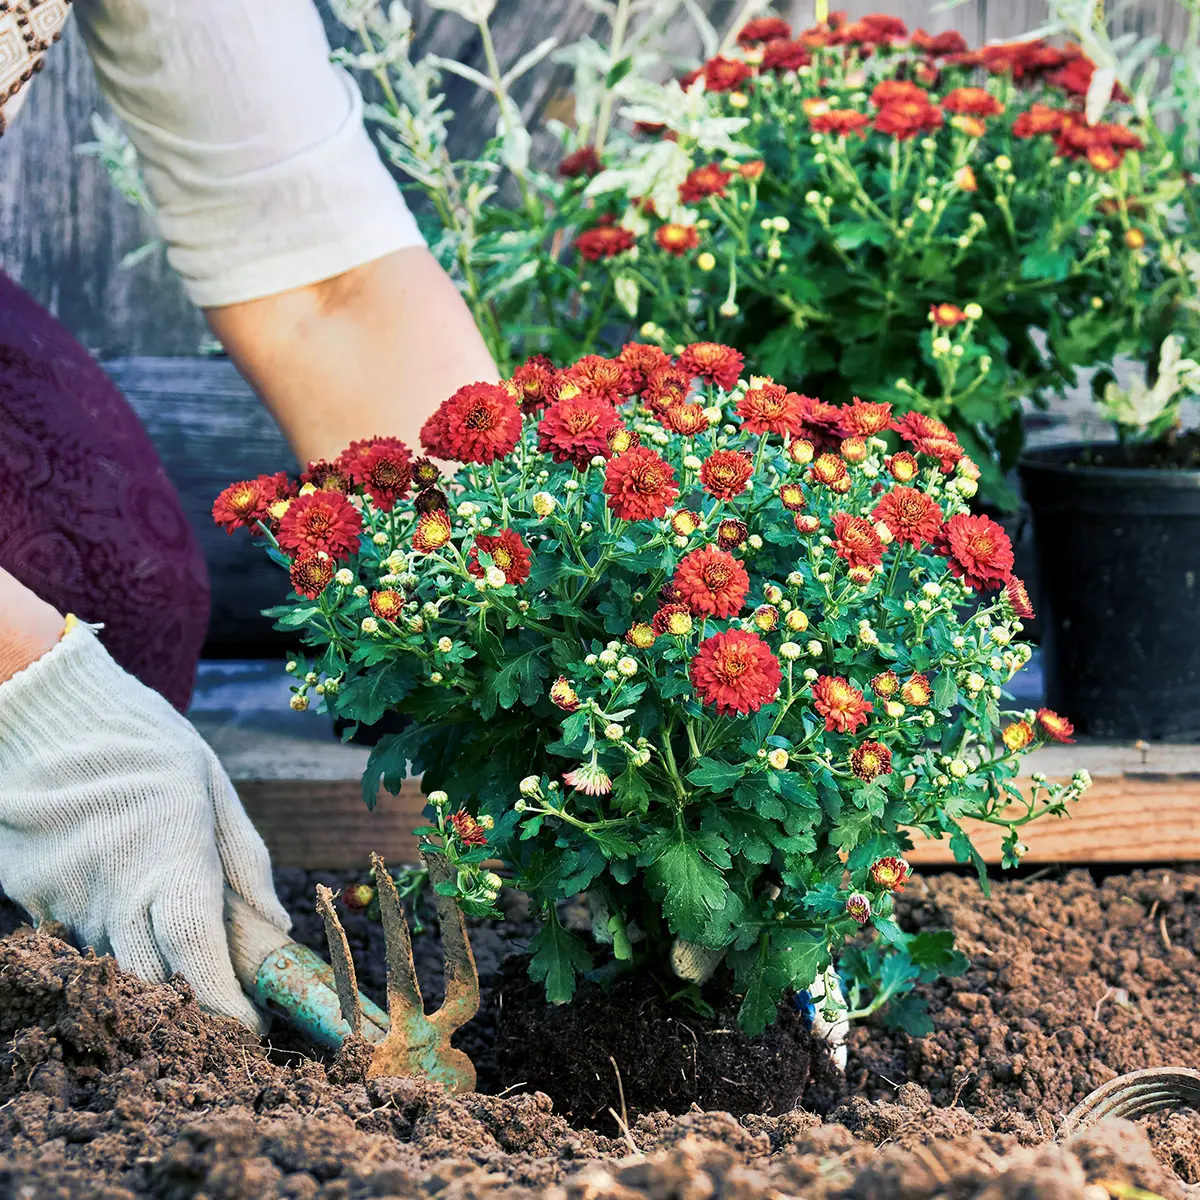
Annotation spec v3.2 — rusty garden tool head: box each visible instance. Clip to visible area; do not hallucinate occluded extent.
[1058,1067,1200,1140]
[316,850,480,1093]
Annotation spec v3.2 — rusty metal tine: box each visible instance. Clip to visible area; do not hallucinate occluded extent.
[1058,1068,1200,1139]
[314,884,363,1038]
[420,850,481,1034]
[370,852,424,1018]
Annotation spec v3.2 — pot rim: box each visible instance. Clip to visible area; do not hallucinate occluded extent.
[1018,442,1200,489]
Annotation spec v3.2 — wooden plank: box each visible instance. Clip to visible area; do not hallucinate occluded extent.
[232,740,1200,870]
[102,357,299,654]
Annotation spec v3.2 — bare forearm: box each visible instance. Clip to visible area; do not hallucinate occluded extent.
[205,247,499,466]
[0,569,64,684]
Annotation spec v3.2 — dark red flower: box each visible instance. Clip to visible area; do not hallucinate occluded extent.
[507,355,562,414]
[370,589,406,621]
[538,393,624,470]
[911,28,967,56]
[809,108,871,137]
[656,223,701,255]
[642,365,693,413]
[872,487,943,549]
[449,809,488,848]
[680,342,744,390]
[662,403,710,436]
[1005,577,1036,620]
[346,441,413,513]
[290,552,334,599]
[558,146,603,178]
[703,56,754,92]
[851,741,893,781]
[652,603,694,636]
[300,460,350,493]
[1036,708,1075,744]
[618,342,672,391]
[276,491,363,561]
[887,451,920,483]
[716,518,748,550]
[603,446,679,521]
[566,355,632,405]
[761,39,811,73]
[832,511,885,568]
[1012,103,1067,138]
[871,80,928,107]
[874,98,944,139]
[737,380,803,435]
[812,675,872,734]
[690,629,782,716]
[576,225,636,261]
[674,545,751,618]
[737,16,791,46]
[699,450,754,500]
[467,528,533,584]
[420,382,521,465]
[939,513,1015,591]
[797,394,847,453]
[869,855,910,890]
[779,482,806,511]
[679,163,733,204]
[893,412,963,472]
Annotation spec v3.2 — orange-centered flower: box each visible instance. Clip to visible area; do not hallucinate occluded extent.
[679,342,745,389]
[689,629,782,716]
[370,589,406,622]
[276,491,363,562]
[900,673,932,707]
[1036,708,1075,743]
[674,545,751,618]
[699,450,754,500]
[1002,720,1034,751]
[604,446,680,522]
[737,380,804,435]
[940,514,1015,592]
[872,488,944,549]
[850,740,893,781]
[420,382,521,465]
[538,393,624,470]
[832,512,885,568]
[812,675,873,733]
[467,529,533,585]
[290,552,334,600]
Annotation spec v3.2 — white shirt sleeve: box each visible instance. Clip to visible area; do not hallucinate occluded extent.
[73,0,425,307]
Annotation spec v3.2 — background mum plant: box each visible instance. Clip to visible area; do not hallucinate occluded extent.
[322,0,1175,507]
[215,343,1090,1036]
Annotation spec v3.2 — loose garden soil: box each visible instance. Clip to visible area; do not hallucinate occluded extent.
[2,867,1200,1198]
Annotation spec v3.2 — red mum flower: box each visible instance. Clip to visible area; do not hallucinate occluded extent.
[690,629,782,716]
[679,163,733,204]
[875,99,944,139]
[642,364,693,413]
[300,460,350,493]
[940,513,1015,591]
[794,513,821,534]
[467,528,533,585]
[900,673,932,707]
[850,740,893,781]
[779,482,806,511]
[603,447,680,522]
[618,342,672,391]
[348,442,413,513]
[652,603,694,636]
[608,428,641,455]
[370,589,406,621]
[507,355,562,414]
[661,403,709,436]
[1012,103,1067,138]
[840,399,893,437]
[942,87,1004,116]
[699,450,754,500]
[1005,577,1036,620]
[680,342,745,390]
[887,451,920,483]
[550,676,580,711]
[1037,708,1075,744]
[1003,720,1034,751]
[558,146,603,178]
[762,39,811,72]
[737,15,791,45]
[894,412,963,472]
[412,510,452,554]
[674,545,750,618]
[290,552,334,599]
[930,303,967,327]
[276,491,363,561]
[871,670,900,698]
[703,56,754,92]
[538,394,624,470]
[812,675,872,734]
[871,80,928,107]
[911,28,968,56]
[797,395,847,453]
[213,479,268,533]
[716,518,748,550]
[810,108,871,137]
[737,380,803,434]
[449,809,488,848]
[576,225,636,261]
[656,223,701,256]
[833,512,885,568]
[566,355,632,405]
[421,382,521,465]
[845,893,872,925]
[872,487,944,549]
[841,436,868,464]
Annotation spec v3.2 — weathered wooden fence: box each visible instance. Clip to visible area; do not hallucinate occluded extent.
[0,0,1186,357]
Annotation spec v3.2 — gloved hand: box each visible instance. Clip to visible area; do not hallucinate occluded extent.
[0,621,290,1030]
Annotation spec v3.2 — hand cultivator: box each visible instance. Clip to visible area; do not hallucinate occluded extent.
[226,852,479,1091]
[317,851,480,1092]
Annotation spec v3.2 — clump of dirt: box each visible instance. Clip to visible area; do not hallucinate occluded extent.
[482,956,845,1124]
[851,869,1200,1139]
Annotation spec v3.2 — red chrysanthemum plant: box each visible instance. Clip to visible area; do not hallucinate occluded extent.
[218,347,1089,1040]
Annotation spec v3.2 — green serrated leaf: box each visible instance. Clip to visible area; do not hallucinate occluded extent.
[527,911,593,1005]
[642,824,731,940]
[686,757,748,792]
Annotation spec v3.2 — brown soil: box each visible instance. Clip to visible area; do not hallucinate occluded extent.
[0,867,1198,1198]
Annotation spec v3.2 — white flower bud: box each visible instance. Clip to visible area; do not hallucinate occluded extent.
[335,569,354,587]
[532,492,557,517]
[768,748,789,770]
[361,617,379,634]
[428,790,449,806]
[486,565,507,588]
[780,641,802,661]
[289,693,309,711]
[617,656,638,677]
[807,640,824,657]
[372,532,389,546]
[438,636,454,653]
[604,723,625,741]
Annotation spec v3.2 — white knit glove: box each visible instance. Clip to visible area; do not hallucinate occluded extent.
[0,622,290,1030]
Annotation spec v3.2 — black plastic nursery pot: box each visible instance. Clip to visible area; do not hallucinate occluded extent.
[1019,444,1200,740]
